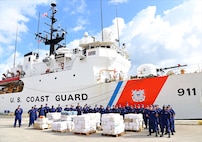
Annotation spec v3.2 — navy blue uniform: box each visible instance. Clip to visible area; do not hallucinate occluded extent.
[14,106,23,127]
[147,108,158,136]
[64,105,70,111]
[94,105,99,113]
[28,107,36,127]
[38,106,45,117]
[56,105,62,112]
[99,106,105,115]
[76,106,82,115]
[44,104,50,117]
[83,106,89,114]
[142,107,149,129]
[120,106,128,118]
[168,107,175,134]
[34,105,38,120]
[105,106,112,113]
[159,106,171,137]
[49,106,56,113]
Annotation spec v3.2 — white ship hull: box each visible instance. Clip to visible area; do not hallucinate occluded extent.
[0,72,201,119]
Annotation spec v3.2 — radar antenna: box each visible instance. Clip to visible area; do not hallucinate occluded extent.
[35,2,67,55]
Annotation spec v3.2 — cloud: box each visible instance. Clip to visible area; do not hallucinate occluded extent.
[109,0,128,4]
[116,0,202,74]
[70,0,87,15]
[72,17,89,32]
[0,0,49,75]
[0,0,49,44]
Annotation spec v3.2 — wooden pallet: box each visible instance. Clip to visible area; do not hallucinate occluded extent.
[125,129,142,132]
[34,127,49,130]
[101,131,125,137]
[74,130,96,136]
[52,129,71,133]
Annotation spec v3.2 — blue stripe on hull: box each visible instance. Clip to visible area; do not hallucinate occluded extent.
[107,81,123,107]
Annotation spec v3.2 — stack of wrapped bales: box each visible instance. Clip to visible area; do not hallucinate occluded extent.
[124,113,143,131]
[46,112,62,128]
[73,114,97,134]
[51,112,77,132]
[52,121,74,132]
[47,112,61,121]
[88,113,101,129]
[101,113,125,135]
[34,117,49,130]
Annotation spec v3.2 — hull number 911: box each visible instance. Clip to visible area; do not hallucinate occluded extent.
[178,88,196,96]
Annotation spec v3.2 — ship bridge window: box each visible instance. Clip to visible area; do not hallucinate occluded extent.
[100,45,110,48]
[73,48,78,54]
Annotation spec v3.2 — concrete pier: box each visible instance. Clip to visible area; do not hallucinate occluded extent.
[0,115,201,142]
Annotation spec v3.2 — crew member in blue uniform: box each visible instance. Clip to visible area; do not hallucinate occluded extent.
[64,105,70,111]
[49,105,56,113]
[112,105,120,113]
[83,104,89,114]
[76,104,82,115]
[44,103,50,117]
[28,106,36,127]
[120,106,128,118]
[14,105,23,127]
[105,105,112,113]
[88,105,94,113]
[125,102,132,113]
[159,105,171,138]
[38,105,45,117]
[167,105,175,135]
[94,104,99,113]
[33,105,38,120]
[143,105,149,129]
[56,104,62,112]
[147,105,158,137]
[136,104,143,114]
[99,105,105,115]
[155,104,162,134]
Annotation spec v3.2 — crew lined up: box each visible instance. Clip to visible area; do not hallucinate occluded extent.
[26,102,175,138]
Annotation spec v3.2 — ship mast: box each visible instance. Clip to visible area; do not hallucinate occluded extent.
[35,2,66,56]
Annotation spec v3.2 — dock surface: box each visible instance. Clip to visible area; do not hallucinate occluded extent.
[0,115,201,142]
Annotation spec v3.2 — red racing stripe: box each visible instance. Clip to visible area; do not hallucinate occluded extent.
[116,76,168,107]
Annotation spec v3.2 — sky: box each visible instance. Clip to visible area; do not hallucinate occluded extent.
[0,0,201,76]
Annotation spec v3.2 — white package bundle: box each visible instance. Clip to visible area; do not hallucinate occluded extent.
[47,112,61,121]
[101,113,125,135]
[124,113,143,131]
[61,115,73,121]
[36,117,49,123]
[73,114,96,133]
[88,113,101,130]
[56,121,67,131]
[33,121,49,129]
[52,121,74,132]
[66,121,74,131]
[52,121,59,131]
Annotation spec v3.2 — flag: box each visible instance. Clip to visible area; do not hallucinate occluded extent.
[42,12,48,17]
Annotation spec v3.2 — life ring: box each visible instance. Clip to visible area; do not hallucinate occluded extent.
[61,62,64,70]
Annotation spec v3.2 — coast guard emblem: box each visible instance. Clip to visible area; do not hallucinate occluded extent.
[132,89,146,102]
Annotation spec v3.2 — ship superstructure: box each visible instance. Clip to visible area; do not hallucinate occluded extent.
[0,2,201,119]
